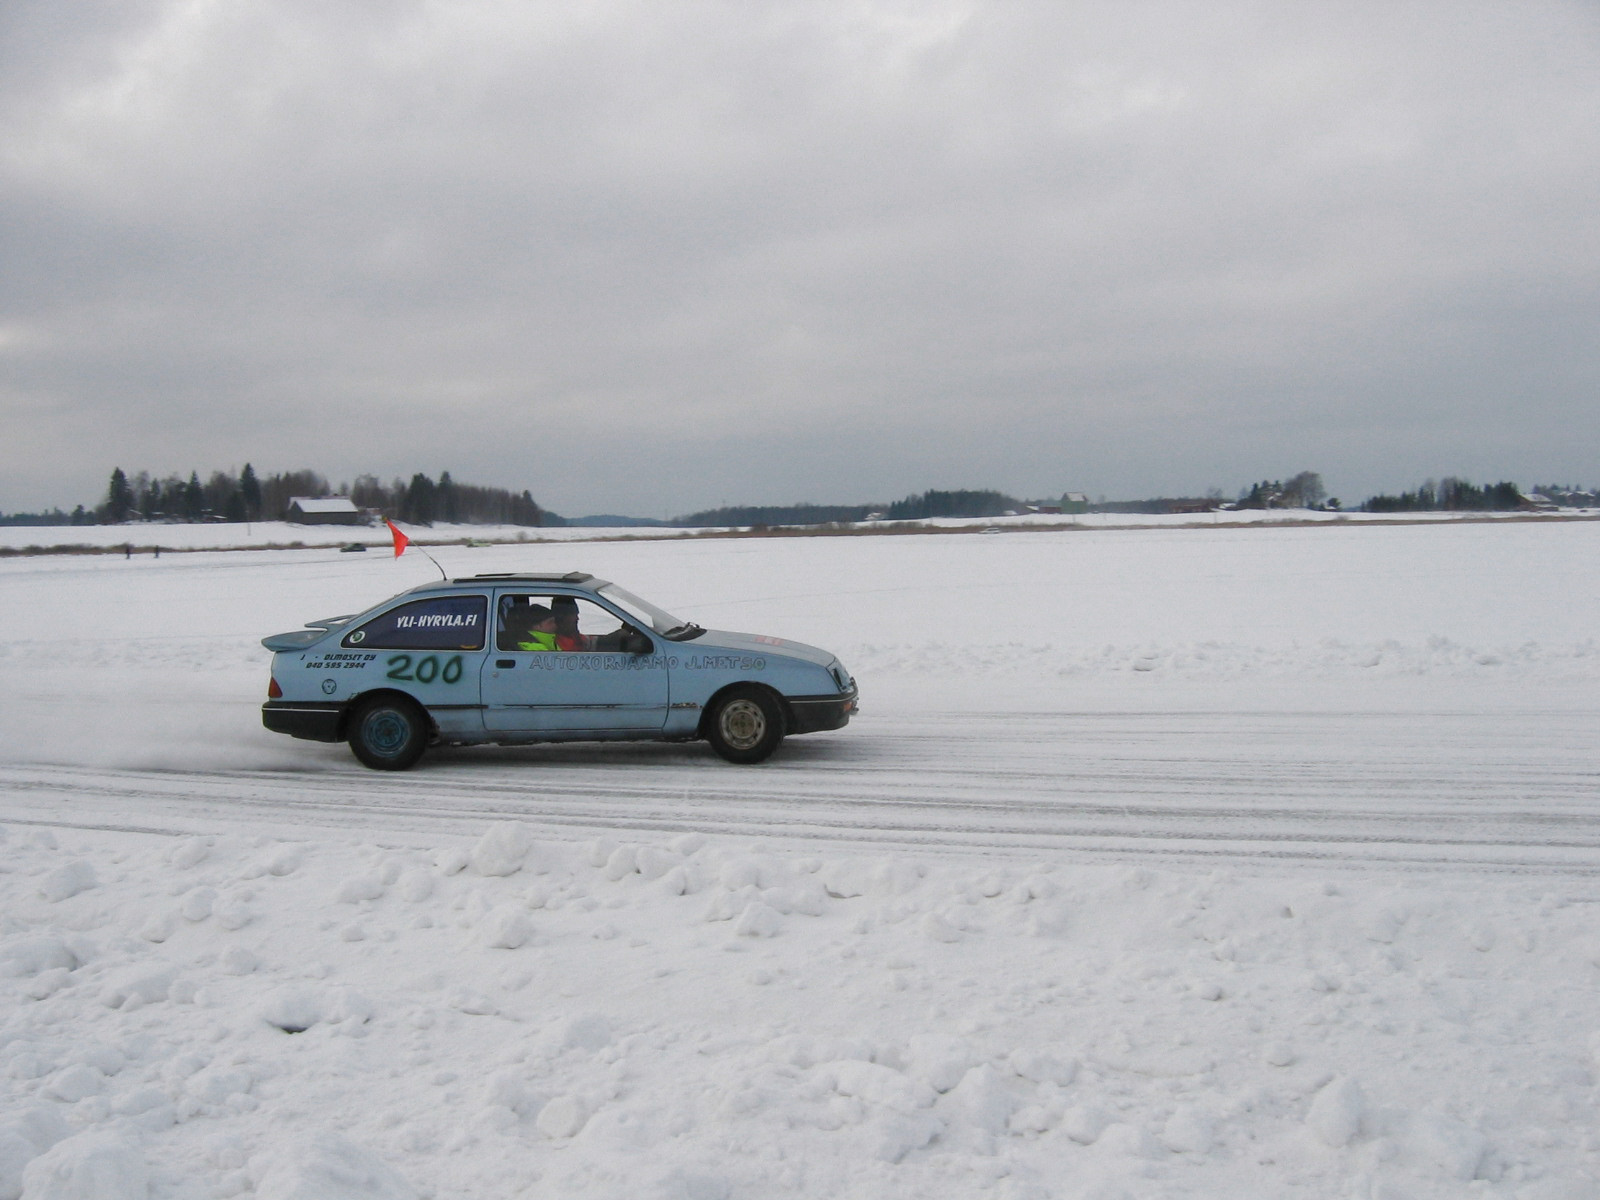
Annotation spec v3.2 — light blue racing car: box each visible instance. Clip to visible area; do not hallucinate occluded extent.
[261,572,858,769]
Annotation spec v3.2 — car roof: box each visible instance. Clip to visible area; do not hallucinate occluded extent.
[398,572,606,596]
[454,572,598,584]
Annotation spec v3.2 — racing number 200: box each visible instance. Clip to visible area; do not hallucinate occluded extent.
[385,654,465,684]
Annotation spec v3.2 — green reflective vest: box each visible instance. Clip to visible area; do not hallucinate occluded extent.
[517,630,558,652]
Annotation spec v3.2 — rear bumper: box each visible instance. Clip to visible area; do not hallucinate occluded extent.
[786,685,859,735]
[262,701,345,742]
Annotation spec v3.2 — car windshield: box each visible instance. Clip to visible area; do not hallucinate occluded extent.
[598,584,704,641]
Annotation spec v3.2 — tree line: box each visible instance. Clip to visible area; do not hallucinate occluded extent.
[2,466,543,526]
[1236,472,1333,509]
[351,472,543,526]
[2,469,1588,530]
[1361,478,1523,513]
[672,474,1586,524]
[673,489,1023,528]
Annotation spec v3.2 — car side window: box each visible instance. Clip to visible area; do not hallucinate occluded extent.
[343,595,488,651]
[497,594,636,652]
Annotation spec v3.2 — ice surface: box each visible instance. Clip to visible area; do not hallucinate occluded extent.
[0,520,1598,1197]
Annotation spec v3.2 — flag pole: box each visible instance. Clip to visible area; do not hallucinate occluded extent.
[386,519,446,580]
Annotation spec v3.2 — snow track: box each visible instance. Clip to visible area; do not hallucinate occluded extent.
[8,528,1600,1199]
[5,708,1596,881]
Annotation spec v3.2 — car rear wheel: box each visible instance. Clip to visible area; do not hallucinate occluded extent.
[348,696,428,771]
[705,686,785,764]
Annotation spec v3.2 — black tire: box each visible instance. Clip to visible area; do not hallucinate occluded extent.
[348,696,429,771]
[704,685,785,764]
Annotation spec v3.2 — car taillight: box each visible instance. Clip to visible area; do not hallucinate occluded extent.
[267,677,282,699]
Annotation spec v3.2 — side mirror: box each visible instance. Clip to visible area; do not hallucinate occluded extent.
[623,630,653,655]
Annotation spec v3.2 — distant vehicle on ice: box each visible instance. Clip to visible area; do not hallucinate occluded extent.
[261,572,858,770]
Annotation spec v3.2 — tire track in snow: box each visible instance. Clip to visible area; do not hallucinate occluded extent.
[2,710,1597,882]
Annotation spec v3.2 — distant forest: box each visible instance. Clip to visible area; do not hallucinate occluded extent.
[669,476,1597,524]
[672,489,1022,528]
[0,466,542,527]
[1362,480,1592,512]
[2,470,1593,529]
[1362,478,1522,513]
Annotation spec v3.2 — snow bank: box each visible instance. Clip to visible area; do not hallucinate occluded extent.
[2,509,1592,555]
[2,823,1597,1198]
[0,522,658,554]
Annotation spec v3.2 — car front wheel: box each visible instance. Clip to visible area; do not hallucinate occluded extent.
[705,686,785,764]
[348,696,428,771]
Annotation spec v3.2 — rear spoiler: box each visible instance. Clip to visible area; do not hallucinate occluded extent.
[261,613,355,652]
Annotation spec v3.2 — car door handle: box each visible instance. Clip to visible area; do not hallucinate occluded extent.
[496,659,515,668]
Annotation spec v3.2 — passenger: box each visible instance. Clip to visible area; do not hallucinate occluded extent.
[515,604,559,652]
[551,597,592,651]
[498,602,533,650]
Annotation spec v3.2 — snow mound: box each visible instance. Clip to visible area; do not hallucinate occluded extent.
[250,1134,416,1200]
[258,985,374,1033]
[0,807,1597,1197]
[0,1108,69,1200]
[19,1132,148,1200]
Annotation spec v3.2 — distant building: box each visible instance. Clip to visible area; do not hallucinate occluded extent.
[1060,492,1090,514]
[286,496,365,525]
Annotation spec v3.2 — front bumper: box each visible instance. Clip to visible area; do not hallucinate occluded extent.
[786,684,859,735]
[262,701,345,742]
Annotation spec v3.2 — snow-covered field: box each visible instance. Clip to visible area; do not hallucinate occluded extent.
[2,507,1591,555]
[1,522,1598,1199]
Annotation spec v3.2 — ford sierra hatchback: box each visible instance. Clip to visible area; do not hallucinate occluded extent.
[261,572,858,769]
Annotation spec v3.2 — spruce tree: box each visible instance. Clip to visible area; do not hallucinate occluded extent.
[402,474,437,525]
[438,471,459,523]
[105,468,135,523]
[240,463,262,522]
[184,472,204,521]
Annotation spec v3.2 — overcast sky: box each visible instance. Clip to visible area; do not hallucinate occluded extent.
[3,0,1597,517]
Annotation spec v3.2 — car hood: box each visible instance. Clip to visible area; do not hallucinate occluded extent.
[690,629,837,667]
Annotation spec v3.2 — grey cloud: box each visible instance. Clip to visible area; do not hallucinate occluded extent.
[3,0,1598,514]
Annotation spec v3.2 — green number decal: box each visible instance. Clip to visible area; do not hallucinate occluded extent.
[387,653,465,685]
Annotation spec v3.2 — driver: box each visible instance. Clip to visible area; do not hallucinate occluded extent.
[551,597,593,651]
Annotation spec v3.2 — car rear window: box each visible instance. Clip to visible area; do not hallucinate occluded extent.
[342,595,488,651]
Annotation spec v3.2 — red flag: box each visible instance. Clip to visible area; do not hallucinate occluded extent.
[386,519,410,558]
